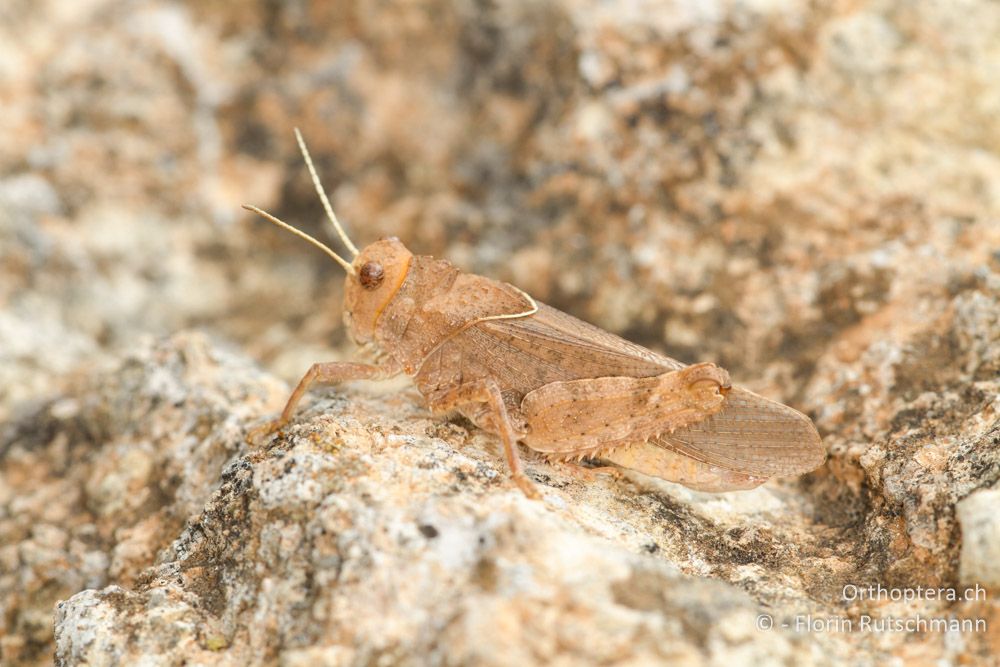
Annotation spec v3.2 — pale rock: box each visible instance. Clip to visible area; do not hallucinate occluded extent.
[956,488,1000,587]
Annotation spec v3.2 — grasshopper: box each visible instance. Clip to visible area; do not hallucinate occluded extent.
[244,130,826,498]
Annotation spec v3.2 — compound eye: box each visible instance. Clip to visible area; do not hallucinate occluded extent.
[359,261,384,290]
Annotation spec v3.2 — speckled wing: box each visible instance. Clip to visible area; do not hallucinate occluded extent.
[470,303,685,388]
[651,388,826,477]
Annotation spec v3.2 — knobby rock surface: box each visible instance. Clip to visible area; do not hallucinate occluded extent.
[1,0,999,665]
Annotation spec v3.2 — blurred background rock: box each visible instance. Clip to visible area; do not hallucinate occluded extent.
[1,1,998,665]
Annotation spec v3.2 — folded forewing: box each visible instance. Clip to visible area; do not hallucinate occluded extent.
[653,388,825,477]
[474,302,682,382]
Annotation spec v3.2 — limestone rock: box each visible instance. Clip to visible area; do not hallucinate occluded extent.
[957,489,1000,588]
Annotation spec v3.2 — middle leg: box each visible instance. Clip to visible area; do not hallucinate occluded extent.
[429,379,540,499]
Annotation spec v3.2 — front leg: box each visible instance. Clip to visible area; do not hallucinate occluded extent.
[251,360,402,441]
[429,380,541,500]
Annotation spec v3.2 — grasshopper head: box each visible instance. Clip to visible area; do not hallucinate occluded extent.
[343,238,413,344]
[243,131,416,346]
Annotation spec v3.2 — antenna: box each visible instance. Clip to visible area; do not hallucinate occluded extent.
[242,204,355,275]
[294,128,360,257]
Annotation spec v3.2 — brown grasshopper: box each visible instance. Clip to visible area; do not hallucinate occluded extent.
[244,130,826,498]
